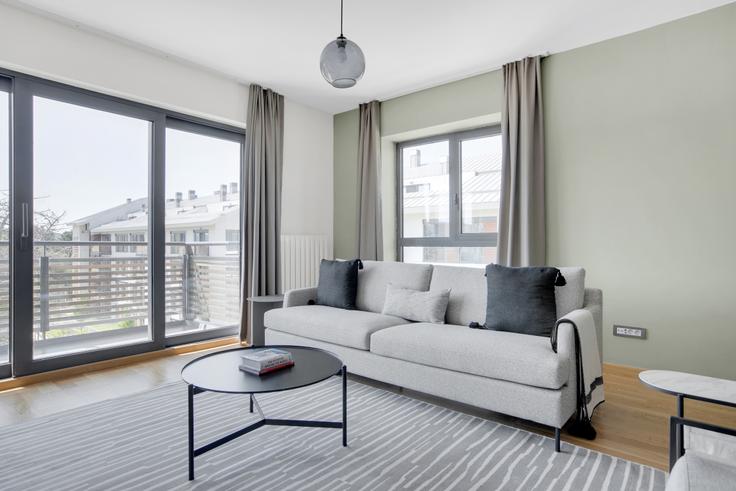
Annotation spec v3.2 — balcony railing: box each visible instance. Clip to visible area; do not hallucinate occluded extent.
[0,240,240,359]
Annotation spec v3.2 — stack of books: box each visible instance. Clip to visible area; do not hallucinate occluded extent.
[239,348,294,375]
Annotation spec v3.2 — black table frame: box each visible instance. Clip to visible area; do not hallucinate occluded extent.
[187,365,347,480]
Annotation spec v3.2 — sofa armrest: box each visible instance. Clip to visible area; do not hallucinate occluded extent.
[284,287,318,308]
[553,307,598,362]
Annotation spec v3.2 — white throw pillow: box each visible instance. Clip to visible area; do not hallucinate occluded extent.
[382,284,450,324]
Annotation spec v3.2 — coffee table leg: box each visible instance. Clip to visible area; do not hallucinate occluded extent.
[188,384,195,481]
[342,365,347,447]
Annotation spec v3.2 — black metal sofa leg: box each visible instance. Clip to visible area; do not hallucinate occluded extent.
[555,427,561,452]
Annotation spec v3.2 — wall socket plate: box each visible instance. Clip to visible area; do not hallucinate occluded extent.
[613,325,647,339]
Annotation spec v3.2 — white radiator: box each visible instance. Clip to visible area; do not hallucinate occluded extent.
[280,234,333,291]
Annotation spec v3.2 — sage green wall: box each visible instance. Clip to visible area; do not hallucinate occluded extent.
[544,3,736,378]
[333,70,503,259]
[332,3,736,377]
[333,109,360,258]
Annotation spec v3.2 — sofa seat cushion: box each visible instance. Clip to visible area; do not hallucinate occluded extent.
[264,306,406,351]
[370,323,569,389]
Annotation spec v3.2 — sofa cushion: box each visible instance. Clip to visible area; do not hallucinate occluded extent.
[316,259,360,309]
[370,323,569,389]
[430,265,587,325]
[356,260,433,313]
[557,267,586,317]
[483,264,564,337]
[667,452,736,491]
[264,305,405,350]
[429,265,486,325]
[382,285,450,324]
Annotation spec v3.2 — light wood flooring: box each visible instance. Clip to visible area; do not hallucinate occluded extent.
[0,342,734,471]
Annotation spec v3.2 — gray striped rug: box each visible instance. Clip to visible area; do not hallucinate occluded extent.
[0,377,665,490]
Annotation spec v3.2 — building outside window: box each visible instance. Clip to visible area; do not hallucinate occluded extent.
[225,229,239,253]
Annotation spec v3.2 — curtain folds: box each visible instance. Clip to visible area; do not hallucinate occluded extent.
[497,56,546,267]
[357,100,383,260]
[240,84,284,343]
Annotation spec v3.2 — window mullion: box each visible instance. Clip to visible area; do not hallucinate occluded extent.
[448,134,461,242]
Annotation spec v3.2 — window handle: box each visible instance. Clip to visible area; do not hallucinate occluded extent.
[454,193,459,206]
[20,202,30,251]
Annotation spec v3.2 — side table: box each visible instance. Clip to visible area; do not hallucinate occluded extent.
[247,294,284,346]
[639,369,736,469]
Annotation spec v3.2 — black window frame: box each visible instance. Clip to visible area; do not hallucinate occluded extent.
[1,66,245,377]
[396,126,501,262]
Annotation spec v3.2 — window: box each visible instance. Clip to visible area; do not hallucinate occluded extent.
[192,229,209,242]
[164,124,241,338]
[115,233,129,253]
[225,229,239,252]
[0,81,8,368]
[397,127,501,267]
[169,231,186,254]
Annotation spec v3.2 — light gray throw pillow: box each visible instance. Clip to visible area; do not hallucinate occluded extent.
[382,284,450,324]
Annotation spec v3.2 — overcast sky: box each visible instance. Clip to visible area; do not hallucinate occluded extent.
[0,94,240,228]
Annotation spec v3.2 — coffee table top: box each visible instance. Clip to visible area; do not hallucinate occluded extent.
[181,345,343,394]
[639,369,736,408]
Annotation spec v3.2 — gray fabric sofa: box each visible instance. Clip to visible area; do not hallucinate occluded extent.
[264,260,603,449]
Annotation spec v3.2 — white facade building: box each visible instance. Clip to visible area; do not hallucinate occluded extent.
[69,184,240,258]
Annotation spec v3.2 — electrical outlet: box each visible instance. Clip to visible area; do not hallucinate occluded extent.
[613,325,647,339]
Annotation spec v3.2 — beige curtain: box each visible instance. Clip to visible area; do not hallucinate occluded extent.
[497,56,546,266]
[357,100,383,260]
[240,84,284,343]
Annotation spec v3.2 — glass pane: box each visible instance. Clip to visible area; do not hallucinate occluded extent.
[0,89,8,364]
[32,96,151,359]
[401,140,450,238]
[165,128,241,337]
[403,246,496,268]
[461,135,502,234]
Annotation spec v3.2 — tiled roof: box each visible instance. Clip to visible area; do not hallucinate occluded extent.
[403,153,501,209]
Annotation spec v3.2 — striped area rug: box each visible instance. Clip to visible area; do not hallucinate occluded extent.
[0,377,665,490]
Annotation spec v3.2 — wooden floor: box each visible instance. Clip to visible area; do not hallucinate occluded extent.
[0,344,733,471]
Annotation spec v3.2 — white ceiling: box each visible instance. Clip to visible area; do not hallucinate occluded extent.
[5,0,733,114]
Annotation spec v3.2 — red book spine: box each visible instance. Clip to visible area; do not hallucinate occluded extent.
[257,361,294,375]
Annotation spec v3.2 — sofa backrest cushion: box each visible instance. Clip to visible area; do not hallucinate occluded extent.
[430,265,587,325]
[429,265,487,326]
[556,267,586,317]
[357,260,433,313]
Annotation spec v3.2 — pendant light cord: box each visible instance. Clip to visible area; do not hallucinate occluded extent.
[340,0,344,37]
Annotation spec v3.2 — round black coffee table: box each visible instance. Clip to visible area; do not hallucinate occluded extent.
[181,345,347,481]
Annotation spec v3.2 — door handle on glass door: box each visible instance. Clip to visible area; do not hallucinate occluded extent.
[20,202,30,251]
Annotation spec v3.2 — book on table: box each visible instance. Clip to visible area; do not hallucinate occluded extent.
[239,348,294,375]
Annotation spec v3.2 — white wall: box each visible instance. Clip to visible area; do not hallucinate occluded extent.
[0,2,247,126]
[282,100,334,243]
[0,2,334,242]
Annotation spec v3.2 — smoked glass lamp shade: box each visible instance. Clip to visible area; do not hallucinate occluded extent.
[320,36,365,89]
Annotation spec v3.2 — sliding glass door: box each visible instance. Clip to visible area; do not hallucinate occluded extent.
[0,78,10,378]
[164,122,242,339]
[4,72,244,377]
[31,95,153,359]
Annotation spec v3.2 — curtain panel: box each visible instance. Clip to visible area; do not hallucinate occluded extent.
[240,84,284,343]
[357,100,383,260]
[497,56,546,267]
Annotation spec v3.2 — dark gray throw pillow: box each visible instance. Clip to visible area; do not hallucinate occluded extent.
[316,259,362,310]
[482,264,566,337]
